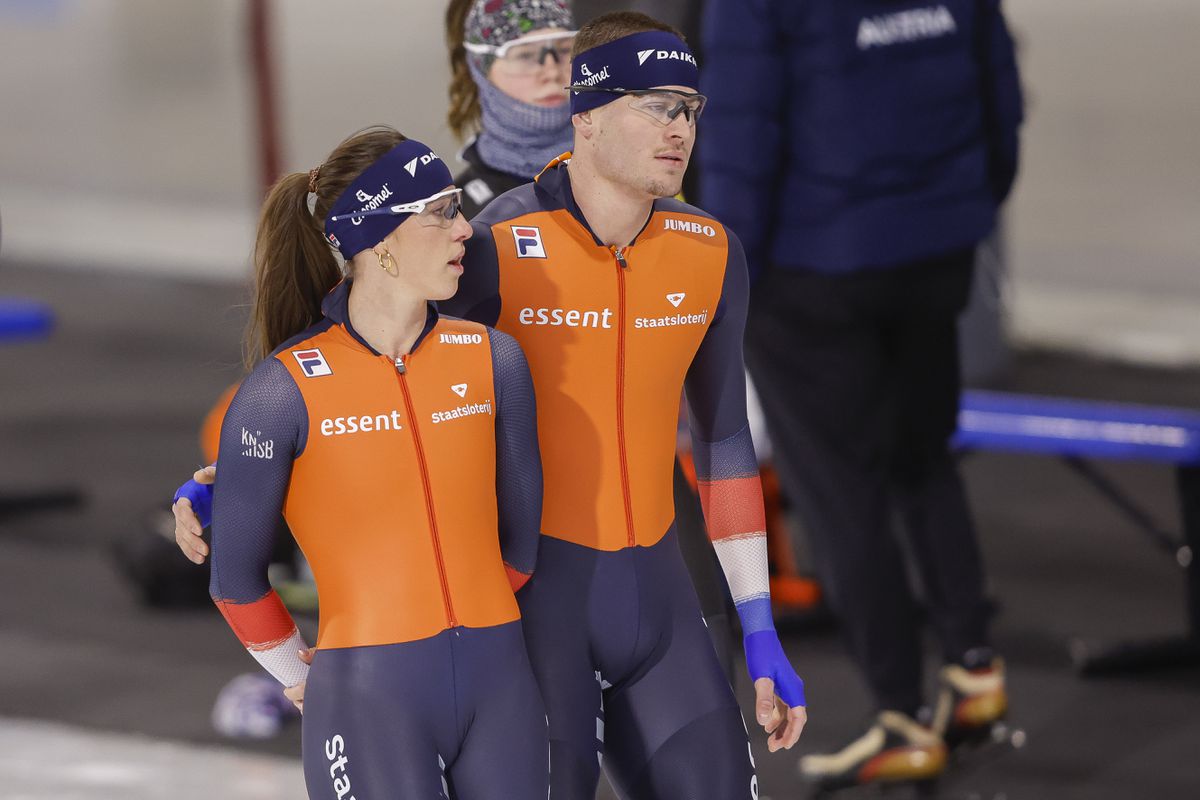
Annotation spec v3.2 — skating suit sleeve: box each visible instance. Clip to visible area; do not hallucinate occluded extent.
[683,231,774,636]
[208,357,310,687]
[489,328,543,593]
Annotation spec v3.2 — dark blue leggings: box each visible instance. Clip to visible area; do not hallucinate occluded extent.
[301,621,548,800]
[518,527,758,799]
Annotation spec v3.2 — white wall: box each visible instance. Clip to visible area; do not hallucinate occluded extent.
[0,0,455,278]
[1004,0,1200,363]
[1,0,1197,362]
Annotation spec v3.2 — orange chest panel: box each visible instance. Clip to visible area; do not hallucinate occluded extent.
[275,319,517,648]
[493,208,728,550]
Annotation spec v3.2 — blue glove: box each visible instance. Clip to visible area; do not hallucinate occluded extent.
[173,478,214,529]
[744,629,806,708]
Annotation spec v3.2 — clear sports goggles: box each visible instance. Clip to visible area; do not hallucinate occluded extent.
[568,88,707,126]
[464,30,577,71]
[330,188,463,228]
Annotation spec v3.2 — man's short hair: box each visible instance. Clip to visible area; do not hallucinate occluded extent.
[571,11,686,59]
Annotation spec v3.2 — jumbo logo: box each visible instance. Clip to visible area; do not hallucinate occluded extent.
[439,332,483,345]
[511,226,547,259]
[664,218,716,237]
[404,151,441,176]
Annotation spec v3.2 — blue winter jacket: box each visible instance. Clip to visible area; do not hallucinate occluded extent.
[698,0,1023,278]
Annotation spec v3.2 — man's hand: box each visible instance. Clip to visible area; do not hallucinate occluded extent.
[754,676,807,752]
[282,647,316,713]
[173,466,215,564]
[745,629,807,752]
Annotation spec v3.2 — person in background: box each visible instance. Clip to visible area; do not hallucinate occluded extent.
[445,0,576,217]
[699,0,1023,792]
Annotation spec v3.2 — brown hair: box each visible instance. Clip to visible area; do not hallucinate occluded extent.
[571,11,685,59]
[246,126,407,366]
[446,0,480,141]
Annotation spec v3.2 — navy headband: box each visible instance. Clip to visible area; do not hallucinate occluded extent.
[569,30,699,115]
[323,139,454,261]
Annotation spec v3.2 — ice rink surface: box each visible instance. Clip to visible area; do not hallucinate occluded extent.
[0,719,305,800]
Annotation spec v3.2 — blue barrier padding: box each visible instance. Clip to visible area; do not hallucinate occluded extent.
[0,299,54,341]
[955,390,1200,465]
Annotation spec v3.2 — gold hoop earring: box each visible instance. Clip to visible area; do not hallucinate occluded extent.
[377,249,398,277]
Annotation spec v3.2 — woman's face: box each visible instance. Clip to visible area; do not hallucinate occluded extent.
[379,186,473,302]
[486,27,572,108]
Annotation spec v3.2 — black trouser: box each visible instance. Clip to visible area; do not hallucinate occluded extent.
[744,251,991,715]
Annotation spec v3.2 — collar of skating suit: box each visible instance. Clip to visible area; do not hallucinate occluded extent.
[320,278,440,357]
[534,152,655,248]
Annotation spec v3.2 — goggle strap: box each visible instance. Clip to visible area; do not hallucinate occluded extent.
[330,188,461,223]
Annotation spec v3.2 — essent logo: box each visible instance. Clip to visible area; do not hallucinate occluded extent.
[320,410,404,437]
[518,306,613,329]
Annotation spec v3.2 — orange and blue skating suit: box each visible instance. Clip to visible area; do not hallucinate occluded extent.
[440,155,770,797]
[207,281,548,798]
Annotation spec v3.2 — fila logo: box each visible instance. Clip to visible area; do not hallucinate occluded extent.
[404,151,442,176]
[666,292,686,308]
[512,225,547,258]
[664,218,716,237]
[439,332,483,345]
[292,348,332,378]
[451,383,468,398]
[637,49,697,67]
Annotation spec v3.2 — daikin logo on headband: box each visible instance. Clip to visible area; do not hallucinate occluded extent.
[570,30,699,115]
[403,151,442,177]
[324,138,454,261]
[636,49,697,67]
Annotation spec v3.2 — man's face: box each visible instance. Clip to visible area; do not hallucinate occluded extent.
[588,84,698,199]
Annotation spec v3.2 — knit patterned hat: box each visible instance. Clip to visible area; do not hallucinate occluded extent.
[465,0,574,68]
